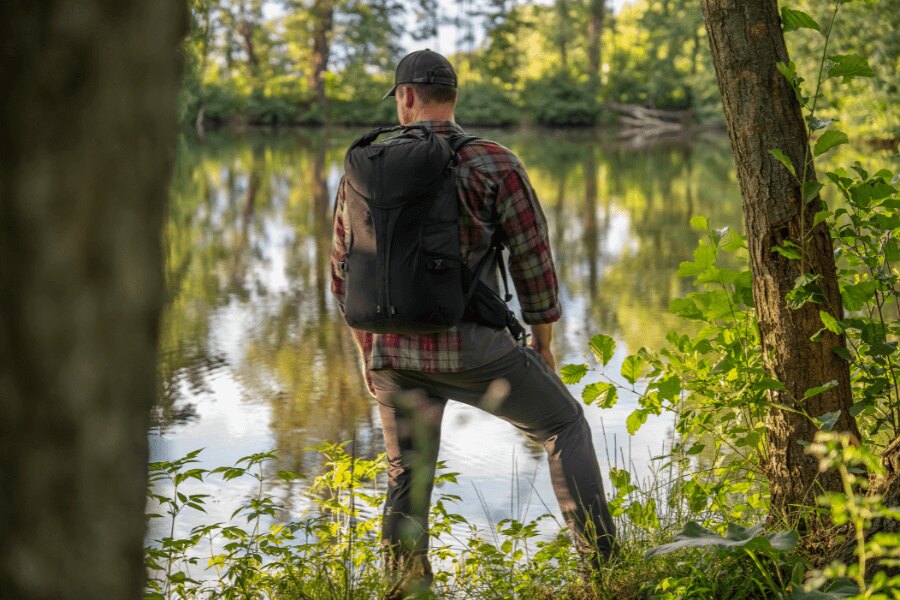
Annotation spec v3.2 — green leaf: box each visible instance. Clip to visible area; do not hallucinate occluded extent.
[772,244,802,260]
[813,209,831,227]
[802,180,823,204]
[827,54,875,82]
[803,380,838,400]
[805,116,833,132]
[833,346,853,362]
[645,522,798,558]
[769,149,796,177]
[626,409,649,435]
[589,334,616,366]
[690,215,708,231]
[754,377,786,392]
[560,364,589,384]
[841,281,877,311]
[816,410,842,432]
[582,382,617,408]
[819,310,842,334]
[781,7,821,32]
[655,375,681,401]
[814,130,849,157]
[621,354,646,385]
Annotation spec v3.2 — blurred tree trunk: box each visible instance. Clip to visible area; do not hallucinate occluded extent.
[309,0,335,110]
[0,1,186,598]
[700,0,860,526]
[587,0,605,91]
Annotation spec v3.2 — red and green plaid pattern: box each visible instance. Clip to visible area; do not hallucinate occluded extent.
[331,120,560,381]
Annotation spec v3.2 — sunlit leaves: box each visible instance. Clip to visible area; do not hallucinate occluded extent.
[589,334,616,366]
[621,354,646,385]
[582,382,617,408]
[780,7,821,33]
[560,363,589,384]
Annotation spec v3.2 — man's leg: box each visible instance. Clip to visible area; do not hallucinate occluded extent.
[379,347,617,561]
[372,378,446,592]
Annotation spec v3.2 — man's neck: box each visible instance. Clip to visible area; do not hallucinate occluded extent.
[408,105,454,124]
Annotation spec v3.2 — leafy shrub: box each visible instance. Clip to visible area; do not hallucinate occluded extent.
[521,74,599,127]
[455,83,520,127]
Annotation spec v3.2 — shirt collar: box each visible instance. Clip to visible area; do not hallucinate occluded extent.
[409,120,465,135]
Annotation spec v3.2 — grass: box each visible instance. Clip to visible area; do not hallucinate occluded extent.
[143,436,811,600]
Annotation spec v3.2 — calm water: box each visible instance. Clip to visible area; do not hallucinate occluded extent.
[149,126,748,542]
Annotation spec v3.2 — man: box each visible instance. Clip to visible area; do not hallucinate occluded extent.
[330,49,616,595]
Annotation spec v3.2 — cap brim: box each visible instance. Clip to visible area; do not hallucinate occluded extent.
[382,84,398,100]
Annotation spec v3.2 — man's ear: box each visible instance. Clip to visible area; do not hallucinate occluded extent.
[403,86,416,108]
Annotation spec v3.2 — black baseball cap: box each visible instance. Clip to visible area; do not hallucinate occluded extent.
[383,49,458,100]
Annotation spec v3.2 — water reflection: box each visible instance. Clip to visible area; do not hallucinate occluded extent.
[151,127,746,535]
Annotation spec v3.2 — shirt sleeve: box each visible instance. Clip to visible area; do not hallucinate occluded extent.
[494,165,562,325]
[330,177,347,310]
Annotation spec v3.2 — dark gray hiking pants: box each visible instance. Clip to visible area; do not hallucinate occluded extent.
[370,344,617,578]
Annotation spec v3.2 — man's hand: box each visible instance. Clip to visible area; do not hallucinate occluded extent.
[529,323,555,371]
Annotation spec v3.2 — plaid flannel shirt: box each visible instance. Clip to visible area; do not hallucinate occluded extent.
[331,121,560,391]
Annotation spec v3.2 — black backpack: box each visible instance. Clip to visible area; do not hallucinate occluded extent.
[338,124,525,341]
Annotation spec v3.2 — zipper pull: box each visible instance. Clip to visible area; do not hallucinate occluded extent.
[376,305,382,314]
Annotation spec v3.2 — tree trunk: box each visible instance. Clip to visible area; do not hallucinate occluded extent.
[700,0,860,525]
[309,0,334,110]
[587,0,604,92]
[0,1,186,598]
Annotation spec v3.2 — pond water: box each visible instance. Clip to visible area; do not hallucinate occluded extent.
[148,126,749,544]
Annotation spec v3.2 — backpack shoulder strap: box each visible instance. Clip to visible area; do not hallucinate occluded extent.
[448,133,479,154]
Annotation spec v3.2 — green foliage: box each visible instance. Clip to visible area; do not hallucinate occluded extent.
[521,73,599,126]
[455,83,519,127]
[802,432,900,598]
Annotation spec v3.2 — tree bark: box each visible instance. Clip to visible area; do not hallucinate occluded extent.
[0,1,186,598]
[700,0,860,525]
[309,0,335,110]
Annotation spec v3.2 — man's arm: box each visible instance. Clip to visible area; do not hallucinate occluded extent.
[493,164,562,368]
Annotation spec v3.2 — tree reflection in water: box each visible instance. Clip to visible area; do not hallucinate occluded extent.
[153,127,745,517]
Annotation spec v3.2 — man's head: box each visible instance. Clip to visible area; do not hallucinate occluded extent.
[384,49,458,125]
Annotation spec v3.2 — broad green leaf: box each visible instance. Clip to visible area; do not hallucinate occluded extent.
[819,310,842,334]
[685,443,705,455]
[841,281,877,311]
[816,410,842,432]
[814,130,849,157]
[690,215,708,231]
[833,346,853,362]
[780,7,821,32]
[803,380,838,400]
[769,149,796,177]
[621,354,646,385]
[754,377,786,392]
[655,375,681,401]
[813,209,831,227]
[626,409,649,435]
[827,54,875,82]
[669,297,704,320]
[772,244,802,260]
[560,363,589,384]
[589,334,616,366]
[582,382,617,408]
[645,521,798,558]
[802,180,823,203]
